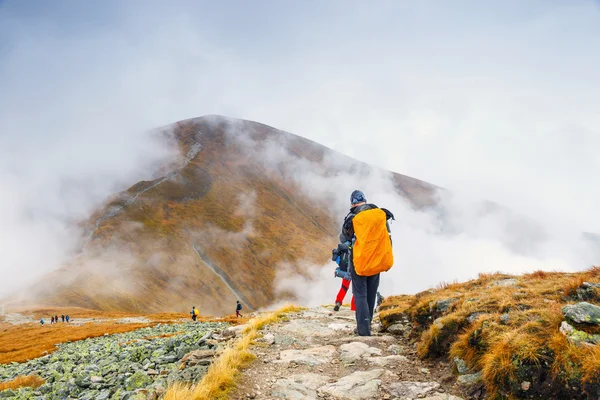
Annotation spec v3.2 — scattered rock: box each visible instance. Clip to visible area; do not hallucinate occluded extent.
[436,299,457,313]
[521,381,531,391]
[562,302,600,325]
[278,346,336,366]
[457,372,483,387]
[366,355,409,367]
[281,320,335,338]
[492,278,518,287]
[422,395,465,400]
[387,323,411,336]
[467,313,485,323]
[387,381,440,398]
[179,349,216,367]
[387,344,404,355]
[226,325,248,336]
[454,357,470,375]
[559,321,600,345]
[318,369,383,400]
[271,373,330,399]
[500,313,511,325]
[261,333,276,345]
[327,323,354,332]
[274,335,299,346]
[339,342,382,363]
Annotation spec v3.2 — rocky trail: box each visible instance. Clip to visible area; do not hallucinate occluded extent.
[229,305,465,400]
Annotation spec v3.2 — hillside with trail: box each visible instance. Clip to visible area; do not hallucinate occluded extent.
[229,305,463,400]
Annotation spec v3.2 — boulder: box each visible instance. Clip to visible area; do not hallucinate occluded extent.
[454,357,470,375]
[436,298,457,313]
[179,349,216,367]
[560,321,600,345]
[562,302,600,325]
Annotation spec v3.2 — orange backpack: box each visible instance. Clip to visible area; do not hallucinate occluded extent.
[351,208,394,276]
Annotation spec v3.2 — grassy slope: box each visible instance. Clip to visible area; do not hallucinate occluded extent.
[29,117,436,315]
[380,268,600,399]
[0,306,248,364]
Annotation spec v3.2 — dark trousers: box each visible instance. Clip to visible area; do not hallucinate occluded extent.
[351,271,380,336]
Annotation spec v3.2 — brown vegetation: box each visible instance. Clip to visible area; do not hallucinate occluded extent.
[380,267,600,399]
[0,375,45,391]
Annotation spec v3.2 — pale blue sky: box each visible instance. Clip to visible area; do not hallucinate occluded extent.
[1,1,599,292]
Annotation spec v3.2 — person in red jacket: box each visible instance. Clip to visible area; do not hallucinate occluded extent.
[332,243,356,311]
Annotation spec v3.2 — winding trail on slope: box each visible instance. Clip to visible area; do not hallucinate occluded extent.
[81,138,203,251]
[191,244,255,311]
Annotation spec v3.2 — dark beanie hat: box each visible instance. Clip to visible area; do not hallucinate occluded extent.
[350,190,366,205]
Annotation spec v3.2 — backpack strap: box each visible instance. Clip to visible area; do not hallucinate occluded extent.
[381,208,395,221]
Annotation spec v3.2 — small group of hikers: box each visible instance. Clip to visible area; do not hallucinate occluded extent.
[40,314,70,325]
[190,301,243,321]
[331,190,394,336]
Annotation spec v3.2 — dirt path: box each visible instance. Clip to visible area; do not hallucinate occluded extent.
[229,305,464,400]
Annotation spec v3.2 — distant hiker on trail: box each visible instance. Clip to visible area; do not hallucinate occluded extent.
[236,301,243,317]
[61,315,65,323]
[51,316,55,324]
[190,306,198,321]
[340,190,394,336]
[40,319,44,326]
[55,315,59,324]
[65,315,70,323]
[331,243,355,312]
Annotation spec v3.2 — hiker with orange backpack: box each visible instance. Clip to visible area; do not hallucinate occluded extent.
[340,190,394,336]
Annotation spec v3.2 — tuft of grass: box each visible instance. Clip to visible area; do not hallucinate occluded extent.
[164,304,304,400]
[0,375,45,391]
[381,268,600,398]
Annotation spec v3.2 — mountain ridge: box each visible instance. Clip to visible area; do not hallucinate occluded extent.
[25,115,438,315]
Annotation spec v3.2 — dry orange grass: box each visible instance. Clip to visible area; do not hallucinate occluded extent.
[0,375,45,391]
[382,268,600,397]
[164,304,304,400]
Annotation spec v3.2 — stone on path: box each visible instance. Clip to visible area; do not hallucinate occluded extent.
[281,320,335,338]
[271,373,330,399]
[318,369,383,400]
[366,355,409,367]
[327,323,354,332]
[422,395,465,400]
[339,342,382,364]
[387,381,441,398]
[278,346,336,366]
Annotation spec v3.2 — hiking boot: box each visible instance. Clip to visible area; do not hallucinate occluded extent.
[333,302,341,312]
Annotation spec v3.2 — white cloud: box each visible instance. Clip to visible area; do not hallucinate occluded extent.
[0,1,598,299]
